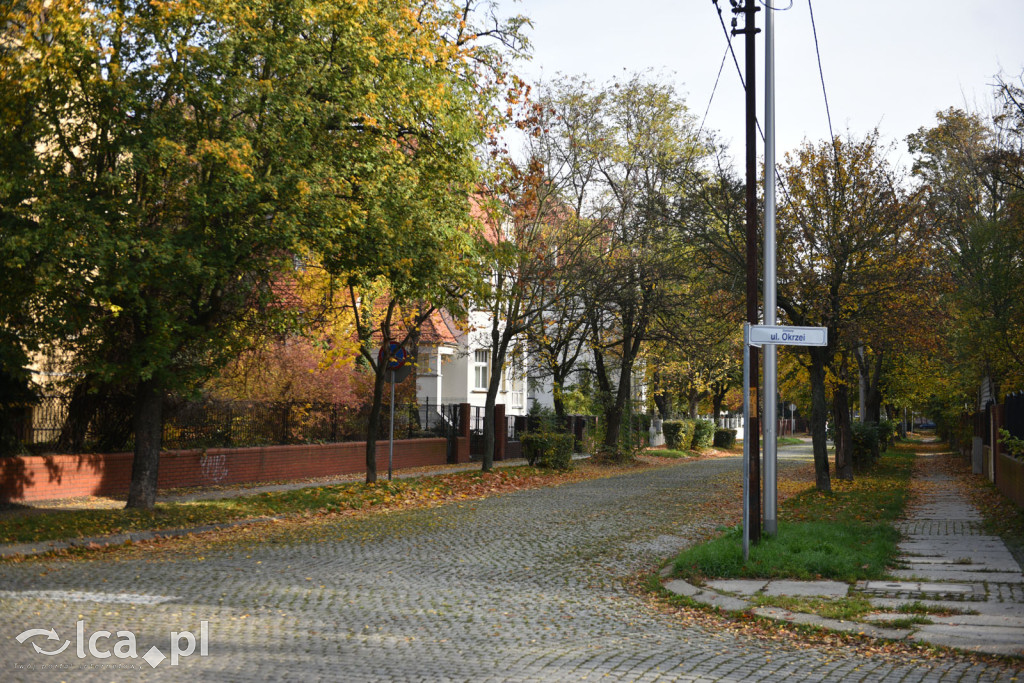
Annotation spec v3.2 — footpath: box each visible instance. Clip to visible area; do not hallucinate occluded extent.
[664,447,1024,658]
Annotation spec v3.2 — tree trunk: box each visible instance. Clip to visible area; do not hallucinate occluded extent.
[591,340,616,451]
[407,312,423,431]
[364,368,387,483]
[482,317,513,472]
[808,354,832,492]
[652,371,669,419]
[602,355,634,452]
[857,350,884,424]
[482,375,499,473]
[602,400,623,451]
[832,384,854,481]
[552,386,567,423]
[866,353,884,424]
[126,378,163,509]
[687,389,700,419]
[711,386,726,423]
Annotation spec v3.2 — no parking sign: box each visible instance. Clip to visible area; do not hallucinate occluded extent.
[378,342,407,370]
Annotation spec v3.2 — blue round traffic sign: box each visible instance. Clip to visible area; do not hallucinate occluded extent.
[378,342,407,370]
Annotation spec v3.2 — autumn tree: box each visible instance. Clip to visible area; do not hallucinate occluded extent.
[525,75,707,454]
[666,147,751,426]
[0,0,526,504]
[472,155,601,470]
[909,95,1024,403]
[519,86,607,423]
[774,132,929,491]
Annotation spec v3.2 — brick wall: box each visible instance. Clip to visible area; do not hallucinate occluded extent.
[0,437,467,503]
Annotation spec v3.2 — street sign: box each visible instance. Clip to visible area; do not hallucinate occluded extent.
[387,364,414,384]
[748,325,827,347]
[741,322,827,561]
[379,342,413,482]
[378,342,407,370]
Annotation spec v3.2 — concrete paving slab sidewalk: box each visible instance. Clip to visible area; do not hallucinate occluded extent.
[664,445,1024,658]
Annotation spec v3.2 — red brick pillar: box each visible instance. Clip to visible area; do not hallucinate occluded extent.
[457,403,471,463]
[494,404,506,462]
[459,403,471,439]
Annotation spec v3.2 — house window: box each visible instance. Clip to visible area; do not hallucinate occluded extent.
[474,349,489,390]
[509,354,525,409]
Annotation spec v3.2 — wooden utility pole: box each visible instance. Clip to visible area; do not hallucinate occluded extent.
[733,0,761,544]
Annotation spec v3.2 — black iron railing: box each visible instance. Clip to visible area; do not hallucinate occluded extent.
[11,396,461,455]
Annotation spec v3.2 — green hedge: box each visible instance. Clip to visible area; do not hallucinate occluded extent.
[693,419,716,449]
[521,431,574,470]
[713,428,736,448]
[663,420,683,450]
[680,420,696,450]
[663,419,696,451]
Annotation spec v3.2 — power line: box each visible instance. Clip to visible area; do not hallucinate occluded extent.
[711,1,766,141]
[699,44,731,137]
[709,1,793,202]
[712,0,746,91]
[807,0,838,163]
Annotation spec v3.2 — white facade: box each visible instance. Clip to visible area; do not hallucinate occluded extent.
[414,309,533,416]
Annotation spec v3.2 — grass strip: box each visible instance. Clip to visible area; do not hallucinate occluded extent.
[670,449,914,583]
[0,479,435,544]
[0,463,650,545]
[650,449,697,459]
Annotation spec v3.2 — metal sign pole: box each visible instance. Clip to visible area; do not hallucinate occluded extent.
[763,0,778,537]
[742,323,751,563]
[745,323,827,555]
[388,372,395,482]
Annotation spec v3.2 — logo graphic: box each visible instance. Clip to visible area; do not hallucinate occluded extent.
[16,629,69,656]
[15,620,209,668]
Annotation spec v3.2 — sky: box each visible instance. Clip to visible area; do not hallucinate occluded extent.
[501,0,1024,168]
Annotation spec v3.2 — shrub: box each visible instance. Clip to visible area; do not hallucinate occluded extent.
[851,421,880,469]
[527,403,559,432]
[521,431,574,470]
[692,419,716,449]
[877,419,898,448]
[678,420,696,451]
[713,428,736,448]
[663,420,686,450]
[999,428,1024,459]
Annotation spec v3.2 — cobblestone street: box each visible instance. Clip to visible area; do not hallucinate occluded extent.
[0,455,1019,681]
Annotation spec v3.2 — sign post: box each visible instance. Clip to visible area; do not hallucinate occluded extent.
[379,343,410,481]
[742,324,752,561]
[742,324,827,560]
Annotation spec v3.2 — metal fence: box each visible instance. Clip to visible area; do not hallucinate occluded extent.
[466,410,596,459]
[1006,391,1024,441]
[14,396,461,455]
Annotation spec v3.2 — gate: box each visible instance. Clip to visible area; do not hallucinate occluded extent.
[507,415,527,460]
[468,406,486,460]
[435,403,462,464]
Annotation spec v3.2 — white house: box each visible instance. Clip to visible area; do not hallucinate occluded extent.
[414,307,531,417]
